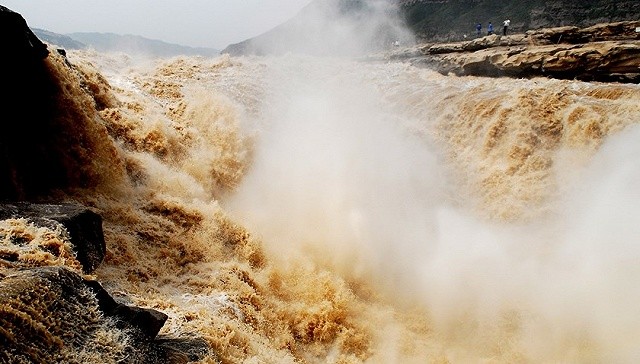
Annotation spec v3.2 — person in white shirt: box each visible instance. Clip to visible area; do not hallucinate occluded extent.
[503,19,511,36]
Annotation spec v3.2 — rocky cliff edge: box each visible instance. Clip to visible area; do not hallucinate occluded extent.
[373,21,640,83]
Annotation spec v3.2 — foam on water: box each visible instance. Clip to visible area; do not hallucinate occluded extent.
[21,45,640,362]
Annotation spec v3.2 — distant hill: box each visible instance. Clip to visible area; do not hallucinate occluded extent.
[32,28,86,50]
[223,0,640,55]
[32,29,220,58]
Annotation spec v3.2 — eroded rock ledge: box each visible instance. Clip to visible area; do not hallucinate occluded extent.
[376,21,640,83]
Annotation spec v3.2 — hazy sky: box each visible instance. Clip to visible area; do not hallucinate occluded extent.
[2,0,312,50]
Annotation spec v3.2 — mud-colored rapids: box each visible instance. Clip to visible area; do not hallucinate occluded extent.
[6,48,640,363]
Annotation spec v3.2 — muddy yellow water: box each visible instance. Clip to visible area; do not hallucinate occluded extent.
[19,49,640,363]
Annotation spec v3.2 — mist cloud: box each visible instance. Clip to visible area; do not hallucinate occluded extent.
[227,0,414,56]
[221,2,640,360]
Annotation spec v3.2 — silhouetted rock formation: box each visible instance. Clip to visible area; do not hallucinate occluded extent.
[0,6,56,200]
[0,6,126,201]
[84,279,168,338]
[0,6,48,61]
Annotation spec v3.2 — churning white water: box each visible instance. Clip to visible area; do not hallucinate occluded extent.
[36,13,639,360]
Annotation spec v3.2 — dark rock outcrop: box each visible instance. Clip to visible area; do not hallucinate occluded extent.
[0,203,106,272]
[0,267,108,363]
[0,212,208,362]
[0,5,48,62]
[0,6,125,201]
[0,6,64,200]
[84,280,168,338]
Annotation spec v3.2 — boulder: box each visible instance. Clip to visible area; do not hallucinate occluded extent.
[0,203,106,272]
[84,280,168,338]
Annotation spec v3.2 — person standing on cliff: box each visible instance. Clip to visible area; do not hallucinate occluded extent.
[476,23,482,36]
[488,22,494,35]
[503,19,511,36]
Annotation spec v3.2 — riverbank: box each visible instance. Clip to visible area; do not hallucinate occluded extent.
[369,21,640,83]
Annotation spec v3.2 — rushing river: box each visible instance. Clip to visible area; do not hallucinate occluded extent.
[39,47,640,362]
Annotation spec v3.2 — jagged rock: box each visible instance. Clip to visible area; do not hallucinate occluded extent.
[461,34,506,52]
[582,21,640,41]
[0,267,105,363]
[0,203,106,273]
[84,280,168,338]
